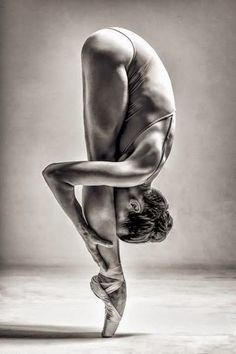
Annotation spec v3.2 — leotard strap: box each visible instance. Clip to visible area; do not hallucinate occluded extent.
[121,110,175,156]
[145,112,175,183]
[107,27,136,69]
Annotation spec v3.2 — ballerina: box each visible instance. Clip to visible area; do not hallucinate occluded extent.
[42,27,176,337]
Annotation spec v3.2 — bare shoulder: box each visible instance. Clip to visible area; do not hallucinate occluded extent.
[126,137,161,177]
[126,117,176,177]
[82,28,133,68]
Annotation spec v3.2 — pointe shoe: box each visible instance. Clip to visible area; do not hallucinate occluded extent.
[90,265,126,338]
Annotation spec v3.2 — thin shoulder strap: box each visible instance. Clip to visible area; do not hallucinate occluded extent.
[107,27,136,66]
[145,113,174,183]
[121,111,175,156]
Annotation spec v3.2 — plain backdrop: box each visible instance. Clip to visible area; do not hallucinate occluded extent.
[1,0,236,270]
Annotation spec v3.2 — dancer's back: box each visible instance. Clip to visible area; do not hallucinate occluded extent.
[107,27,175,160]
[81,27,175,237]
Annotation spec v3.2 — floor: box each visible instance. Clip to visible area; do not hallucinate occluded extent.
[0,266,235,354]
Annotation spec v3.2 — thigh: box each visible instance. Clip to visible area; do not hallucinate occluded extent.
[81,30,131,161]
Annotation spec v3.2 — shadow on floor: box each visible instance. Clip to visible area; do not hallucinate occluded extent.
[0,324,146,340]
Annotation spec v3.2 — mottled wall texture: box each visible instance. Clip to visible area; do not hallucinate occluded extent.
[1,0,236,268]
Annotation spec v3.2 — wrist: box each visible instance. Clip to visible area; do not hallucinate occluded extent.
[76,220,89,239]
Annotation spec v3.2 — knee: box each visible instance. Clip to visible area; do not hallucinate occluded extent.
[82,32,104,58]
[81,30,120,64]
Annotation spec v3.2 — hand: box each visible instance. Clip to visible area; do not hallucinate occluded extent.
[84,227,113,272]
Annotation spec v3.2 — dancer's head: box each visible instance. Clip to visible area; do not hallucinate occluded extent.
[115,185,173,243]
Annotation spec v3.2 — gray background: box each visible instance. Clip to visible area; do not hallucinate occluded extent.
[1,0,236,269]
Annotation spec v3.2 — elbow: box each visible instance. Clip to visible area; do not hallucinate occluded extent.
[42,163,60,183]
[130,164,156,187]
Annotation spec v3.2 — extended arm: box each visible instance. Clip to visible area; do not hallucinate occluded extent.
[42,156,154,270]
[42,164,115,270]
[43,158,153,188]
[42,156,154,256]
[42,157,152,226]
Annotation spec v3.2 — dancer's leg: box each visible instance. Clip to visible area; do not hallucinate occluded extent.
[43,30,131,336]
[81,29,130,271]
[81,30,131,336]
[82,185,127,336]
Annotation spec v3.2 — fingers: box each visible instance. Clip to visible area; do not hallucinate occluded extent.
[87,227,113,248]
[93,235,113,248]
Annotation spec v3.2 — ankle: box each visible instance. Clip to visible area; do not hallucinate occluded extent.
[100,264,124,278]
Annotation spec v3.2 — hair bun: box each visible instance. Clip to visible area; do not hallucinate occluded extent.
[149,210,173,242]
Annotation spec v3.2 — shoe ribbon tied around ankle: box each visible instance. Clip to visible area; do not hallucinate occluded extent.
[99,266,124,295]
[90,265,125,323]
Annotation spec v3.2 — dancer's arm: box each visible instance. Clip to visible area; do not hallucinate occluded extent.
[42,151,156,269]
[42,166,113,271]
[42,152,157,188]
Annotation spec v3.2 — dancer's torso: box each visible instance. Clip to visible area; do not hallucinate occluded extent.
[82,27,175,228]
[108,27,175,162]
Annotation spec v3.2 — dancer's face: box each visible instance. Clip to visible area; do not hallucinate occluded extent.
[114,185,148,237]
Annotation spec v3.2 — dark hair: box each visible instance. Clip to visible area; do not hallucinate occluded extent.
[119,188,173,243]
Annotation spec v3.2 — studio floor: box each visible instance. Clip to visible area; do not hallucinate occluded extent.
[0,266,235,354]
